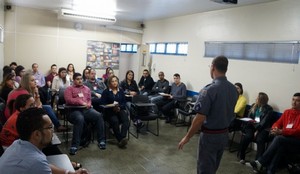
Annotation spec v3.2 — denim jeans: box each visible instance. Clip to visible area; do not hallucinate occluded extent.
[42,105,60,128]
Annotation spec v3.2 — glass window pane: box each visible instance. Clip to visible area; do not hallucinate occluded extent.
[132,44,138,52]
[178,43,188,54]
[126,44,132,52]
[149,44,156,53]
[166,43,177,54]
[121,44,126,52]
[156,43,166,53]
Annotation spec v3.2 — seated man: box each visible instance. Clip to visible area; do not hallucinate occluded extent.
[156,73,187,123]
[32,63,45,88]
[0,107,89,174]
[84,69,106,112]
[64,73,105,155]
[148,71,170,104]
[249,93,300,174]
[138,69,155,95]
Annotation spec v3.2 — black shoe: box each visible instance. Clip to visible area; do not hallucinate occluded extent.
[249,160,262,173]
[137,122,145,129]
[118,138,128,148]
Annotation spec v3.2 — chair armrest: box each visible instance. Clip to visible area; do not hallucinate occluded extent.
[64,105,86,109]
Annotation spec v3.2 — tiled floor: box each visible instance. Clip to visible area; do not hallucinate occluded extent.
[57,120,289,174]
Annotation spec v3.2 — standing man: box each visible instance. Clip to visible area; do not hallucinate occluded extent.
[64,73,106,155]
[178,56,238,174]
[138,69,155,95]
[32,63,45,88]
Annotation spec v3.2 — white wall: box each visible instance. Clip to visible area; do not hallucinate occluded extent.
[3,6,142,78]
[0,0,4,81]
[142,0,300,112]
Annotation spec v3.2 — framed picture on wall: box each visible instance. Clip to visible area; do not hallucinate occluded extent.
[87,40,120,69]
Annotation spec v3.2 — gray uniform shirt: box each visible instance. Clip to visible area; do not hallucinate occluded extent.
[193,76,238,129]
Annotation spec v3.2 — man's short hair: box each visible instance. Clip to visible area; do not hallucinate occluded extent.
[73,72,81,80]
[173,73,180,78]
[9,62,17,66]
[51,64,57,68]
[212,56,228,73]
[143,69,149,72]
[293,93,300,97]
[16,108,47,141]
[32,63,38,68]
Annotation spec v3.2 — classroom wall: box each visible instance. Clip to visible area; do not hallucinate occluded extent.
[3,6,142,79]
[0,0,4,81]
[142,0,300,112]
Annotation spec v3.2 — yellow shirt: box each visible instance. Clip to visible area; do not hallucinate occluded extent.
[234,95,247,117]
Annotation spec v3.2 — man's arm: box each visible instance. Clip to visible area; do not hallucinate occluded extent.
[178,113,206,150]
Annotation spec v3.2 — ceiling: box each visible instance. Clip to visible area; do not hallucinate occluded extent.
[5,0,277,22]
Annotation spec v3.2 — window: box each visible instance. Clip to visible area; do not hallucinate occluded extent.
[148,42,188,56]
[204,41,300,64]
[120,43,138,53]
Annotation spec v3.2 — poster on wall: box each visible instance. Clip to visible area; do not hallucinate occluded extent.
[86,40,120,69]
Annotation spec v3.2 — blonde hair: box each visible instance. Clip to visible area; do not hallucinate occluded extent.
[249,92,269,114]
[20,70,35,95]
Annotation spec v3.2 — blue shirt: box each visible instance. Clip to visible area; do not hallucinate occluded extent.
[33,71,46,87]
[100,88,126,110]
[193,76,238,129]
[0,139,51,174]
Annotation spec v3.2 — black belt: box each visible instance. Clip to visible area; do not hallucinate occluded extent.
[201,126,228,134]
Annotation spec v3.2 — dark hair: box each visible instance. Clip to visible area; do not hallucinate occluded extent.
[86,66,92,70]
[73,72,81,80]
[212,55,228,73]
[293,93,300,97]
[107,75,119,87]
[3,66,13,78]
[15,65,25,76]
[82,69,89,81]
[0,73,15,88]
[105,67,112,75]
[16,107,47,141]
[67,63,75,73]
[143,69,149,73]
[31,63,38,68]
[125,70,134,81]
[58,67,67,84]
[235,82,243,95]
[173,73,180,78]
[50,64,57,69]
[15,94,33,111]
[10,62,17,67]
[258,92,269,106]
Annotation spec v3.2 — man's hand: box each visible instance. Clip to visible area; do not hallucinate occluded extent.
[270,127,282,135]
[178,136,190,150]
[95,93,101,98]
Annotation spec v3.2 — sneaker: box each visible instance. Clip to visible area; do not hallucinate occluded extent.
[69,147,78,155]
[239,159,246,165]
[249,160,262,173]
[98,142,106,150]
[118,138,128,148]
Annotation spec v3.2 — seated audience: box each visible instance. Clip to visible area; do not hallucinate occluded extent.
[5,71,66,131]
[102,67,113,82]
[104,68,114,86]
[229,82,247,132]
[9,62,17,70]
[82,68,90,82]
[64,73,105,155]
[101,75,129,148]
[67,63,75,83]
[238,92,273,164]
[0,107,89,174]
[138,69,155,95]
[157,73,187,123]
[15,65,25,84]
[0,73,16,102]
[84,69,106,112]
[250,93,300,174]
[32,63,45,88]
[52,67,70,92]
[45,64,57,85]
[148,71,169,103]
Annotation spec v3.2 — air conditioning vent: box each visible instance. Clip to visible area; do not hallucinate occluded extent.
[58,9,116,24]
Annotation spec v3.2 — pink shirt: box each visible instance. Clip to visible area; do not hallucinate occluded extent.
[64,85,92,107]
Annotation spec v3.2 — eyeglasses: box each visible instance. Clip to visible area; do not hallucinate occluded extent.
[42,124,54,131]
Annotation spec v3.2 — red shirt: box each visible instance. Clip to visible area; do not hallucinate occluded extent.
[64,85,91,107]
[0,111,20,147]
[5,88,29,119]
[272,109,300,139]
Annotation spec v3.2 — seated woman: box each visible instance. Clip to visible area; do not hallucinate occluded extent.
[51,67,70,105]
[101,75,129,148]
[229,82,247,132]
[238,92,273,164]
[102,67,113,82]
[0,73,16,103]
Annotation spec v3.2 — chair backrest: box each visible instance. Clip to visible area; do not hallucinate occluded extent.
[57,87,67,105]
[132,95,149,104]
[191,95,199,102]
